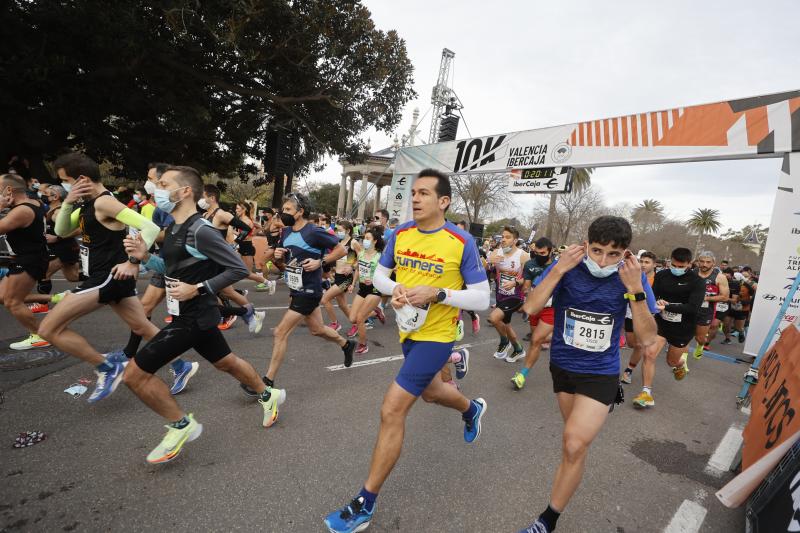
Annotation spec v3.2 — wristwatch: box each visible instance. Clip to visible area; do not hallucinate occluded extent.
[128,256,141,265]
[435,288,448,304]
[196,283,209,296]
[623,292,646,302]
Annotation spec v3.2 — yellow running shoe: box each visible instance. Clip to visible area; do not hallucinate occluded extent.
[10,333,51,350]
[259,387,287,428]
[672,354,689,380]
[455,319,464,341]
[50,291,68,305]
[692,343,704,360]
[632,391,654,409]
[146,414,203,464]
[511,371,526,390]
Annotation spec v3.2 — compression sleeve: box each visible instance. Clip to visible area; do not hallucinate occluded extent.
[230,216,252,235]
[372,263,396,295]
[143,254,166,274]
[443,280,491,311]
[193,225,249,294]
[115,208,160,249]
[54,203,81,237]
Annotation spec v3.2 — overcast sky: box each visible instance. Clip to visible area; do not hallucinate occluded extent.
[309,0,800,233]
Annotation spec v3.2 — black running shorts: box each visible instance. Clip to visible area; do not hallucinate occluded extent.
[357,282,381,298]
[289,293,322,316]
[549,363,619,406]
[238,240,255,257]
[73,272,137,304]
[496,297,524,324]
[135,316,231,374]
[655,316,694,348]
[695,306,714,326]
[9,255,48,282]
[333,273,354,291]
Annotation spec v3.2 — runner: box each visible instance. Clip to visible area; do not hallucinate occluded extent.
[233,201,259,274]
[0,173,51,350]
[456,219,481,334]
[620,251,657,385]
[488,226,529,362]
[715,268,740,345]
[38,152,162,402]
[242,192,356,424]
[733,268,757,343]
[121,165,282,464]
[632,247,705,409]
[511,237,555,390]
[348,227,384,354]
[40,184,82,294]
[325,169,490,533]
[321,220,360,333]
[517,216,657,533]
[691,251,729,358]
[255,207,279,293]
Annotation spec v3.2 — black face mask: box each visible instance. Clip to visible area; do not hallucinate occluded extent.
[534,254,550,266]
[280,212,296,227]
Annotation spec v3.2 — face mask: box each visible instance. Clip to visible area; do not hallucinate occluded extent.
[32,182,40,190]
[154,187,180,213]
[37,191,43,198]
[335,231,346,240]
[502,246,512,254]
[61,181,72,193]
[144,180,156,195]
[132,194,141,203]
[584,255,619,278]
[280,212,296,227]
[670,267,687,276]
[534,254,549,267]
[363,239,373,250]
[197,198,209,210]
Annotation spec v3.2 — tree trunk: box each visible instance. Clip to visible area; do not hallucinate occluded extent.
[545,193,557,239]
[694,232,703,257]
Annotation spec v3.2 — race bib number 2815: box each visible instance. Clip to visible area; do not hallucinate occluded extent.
[563,308,614,352]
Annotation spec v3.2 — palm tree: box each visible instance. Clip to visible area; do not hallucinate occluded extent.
[687,208,722,255]
[632,198,665,234]
[545,167,592,241]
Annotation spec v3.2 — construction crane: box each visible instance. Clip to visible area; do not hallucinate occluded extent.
[427,48,463,144]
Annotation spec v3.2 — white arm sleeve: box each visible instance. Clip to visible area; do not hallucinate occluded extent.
[444,280,490,311]
[372,264,396,295]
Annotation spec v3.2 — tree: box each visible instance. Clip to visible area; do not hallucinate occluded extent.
[545,168,592,239]
[2,1,415,181]
[553,187,604,245]
[450,172,515,224]
[687,208,722,255]
[631,198,665,234]
[307,182,341,216]
[484,217,523,239]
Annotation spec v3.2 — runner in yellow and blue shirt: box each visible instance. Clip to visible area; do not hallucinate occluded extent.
[325,169,490,533]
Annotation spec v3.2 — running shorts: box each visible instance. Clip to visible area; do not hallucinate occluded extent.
[395,339,454,397]
[695,306,715,327]
[333,273,354,291]
[732,310,749,321]
[496,297,524,324]
[549,363,619,406]
[135,316,231,373]
[238,240,255,257]
[289,294,322,316]
[73,272,137,304]
[655,316,694,348]
[8,255,48,282]
[357,282,381,298]
[529,307,554,328]
[50,240,80,265]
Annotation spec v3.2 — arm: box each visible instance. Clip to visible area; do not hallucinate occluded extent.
[373,264,396,295]
[0,206,34,235]
[143,254,166,274]
[665,279,706,314]
[230,216,252,236]
[440,280,491,311]
[522,264,562,316]
[113,207,159,249]
[54,203,81,236]
[710,273,730,302]
[193,225,249,294]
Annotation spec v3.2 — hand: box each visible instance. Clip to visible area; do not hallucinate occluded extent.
[301,258,322,272]
[405,285,437,307]
[65,177,92,204]
[347,284,354,294]
[489,252,504,265]
[553,244,584,274]
[273,247,287,261]
[391,283,408,309]
[123,233,147,260]
[501,280,516,291]
[167,281,199,302]
[656,299,667,311]
[46,234,59,244]
[618,251,644,293]
[111,261,139,280]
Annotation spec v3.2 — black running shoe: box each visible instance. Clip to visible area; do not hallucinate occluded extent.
[738,331,746,343]
[240,375,270,397]
[343,340,356,368]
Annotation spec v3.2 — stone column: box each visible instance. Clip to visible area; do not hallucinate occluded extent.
[375,184,382,212]
[337,173,348,217]
[345,175,355,215]
[357,174,369,220]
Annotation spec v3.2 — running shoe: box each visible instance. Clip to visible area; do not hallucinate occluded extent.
[620,368,633,384]
[455,319,465,341]
[505,347,525,363]
[324,496,374,533]
[267,280,277,295]
[346,324,358,337]
[471,315,480,335]
[343,340,356,368]
[255,282,269,292]
[517,518,550,533]
[374,307,386,324]
[259,387,287,428]
[50,291,68,304]
[721,338,732,345]
[672,354,689,381]
[511,371,526,390]
[463,398,487,443]
[240,375,270,397]
[329,321,342,333]
[738,331,746,343]
[146,414,203,464]
[218,315,237,330]
[105,349,128,364]
[454,348,470,380]
[355,343,369,354]
[170,362,200,395]
[522,332,532,342]
[632,391,654,409]
[493,342,511,360]
[692,344,704,360]
[703,343,710,351]
[164,315,173,324]
[9,333,50,350]
[88,362,126,403]
[365,318,374,330]
[27,302,49,314]
[247,310,266,334]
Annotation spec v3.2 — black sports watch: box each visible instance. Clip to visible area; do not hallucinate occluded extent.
[436,288,448,303]
[196,283,209,296]
[624,292,646,302]
[128,256,141,265]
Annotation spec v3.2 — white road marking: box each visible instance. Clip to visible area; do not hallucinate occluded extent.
[327,339,496,372]
[663,499,707,533]
[704,424,744,477]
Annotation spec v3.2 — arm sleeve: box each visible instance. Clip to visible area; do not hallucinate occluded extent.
[642,273,658,314]
[230,216,252,234]
[54,203,81,237]
[460,238,488,285]
[143,254,166,273]
[443,280,490,311]
[193,225,249,294]
[372,263,396,295]
[665,278,706,314]
[115,207,159,248]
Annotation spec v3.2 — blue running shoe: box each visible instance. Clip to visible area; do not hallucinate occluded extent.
[454,348,470,380]
[105,349,128,364]
[170,362,200,395]
[463,397,487,443]
[88,362,126,403]
[324,496,374,533]
[518,518,550,533]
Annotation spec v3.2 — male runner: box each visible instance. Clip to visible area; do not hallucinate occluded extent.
[122,165,280,464]
[38,152,161,402]
[456,219,481,334]
[242,192,355,425]
[324,169,490,533]
[511,237,554,390]
[733,268,757,343]
[631,247,705,409]
[620,251,657,385]
[0,174,50,349]
[714,268,739,345]
[488,226,529,361]
[517,216,657,533]
[691,251,729,358]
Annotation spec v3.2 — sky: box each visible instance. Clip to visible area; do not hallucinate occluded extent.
[308,0,800,233]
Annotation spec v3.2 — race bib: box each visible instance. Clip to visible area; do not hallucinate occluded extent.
[717,302,729,312]
[79,245,89,275]
[285,264,303,291]
[661,310,682,323]
[563,308,613,352]
[165,276,180,316]
[395,303,430,333]
[358,259,371,281]
[498,273,517,296]
[701,300,710,308]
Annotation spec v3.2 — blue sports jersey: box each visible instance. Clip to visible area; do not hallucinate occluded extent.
[152,208,174,230]
[537,261,657,375]
[280,222,340,296]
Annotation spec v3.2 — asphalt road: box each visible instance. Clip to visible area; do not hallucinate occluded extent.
[0,278,748,532]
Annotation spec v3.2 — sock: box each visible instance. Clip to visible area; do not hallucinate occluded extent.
[539,504,560,531]
[124,316,151,357]
[462,399,478,419]
[358,487,377,512]
[171,359,187,372]
[520,367,530,378]
[169,416,190,430]
[258,387,272,401]
[449,351,462,364]
[643,386,652,395]
[264,376,274,388]
[513,341,523,353]
[96,361,115,372]
[626,363,636,371]
[499,336,508,346]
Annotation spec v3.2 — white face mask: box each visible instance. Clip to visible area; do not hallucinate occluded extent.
[197,198,210,210]
[144,180,157,195]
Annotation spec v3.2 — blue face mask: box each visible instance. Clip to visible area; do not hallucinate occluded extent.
[670,267,687,276]
[154,188,177,213]
[584,255,619,278]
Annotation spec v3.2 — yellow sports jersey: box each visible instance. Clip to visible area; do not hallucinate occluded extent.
[381,220,486,343]
[140,202,155,221]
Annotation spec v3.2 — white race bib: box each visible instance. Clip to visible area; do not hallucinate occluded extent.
[716,302,729,312]
[79,245,89,275]
[285,264,303,291]
[358,260,371,281]
[563,308,613,352]
[661,309,682,323]
[395,303,430,333]
[701,300,710,308]
[498,273,517,296]
[165,276,180,316]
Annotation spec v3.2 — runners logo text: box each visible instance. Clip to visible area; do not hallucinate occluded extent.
[396,249,445,276]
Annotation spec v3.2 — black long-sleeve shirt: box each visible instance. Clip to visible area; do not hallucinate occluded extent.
[652,269,706,316]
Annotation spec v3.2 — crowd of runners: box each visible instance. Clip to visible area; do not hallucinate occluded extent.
[0,156,760,533]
